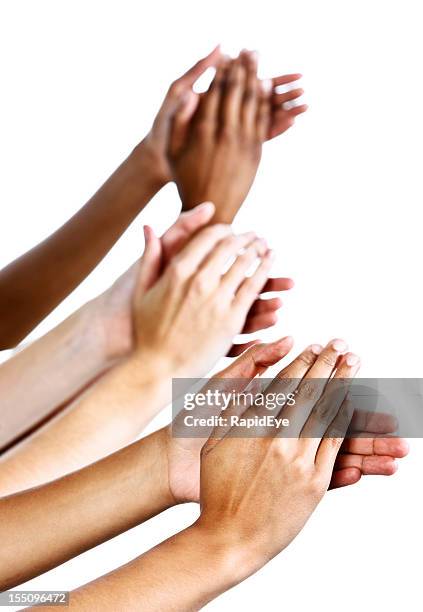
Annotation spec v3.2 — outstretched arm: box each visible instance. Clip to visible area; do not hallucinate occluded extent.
[0,220,273,491]
[0,47,221,349]
[0,204,218,451]
[0,432,173,591]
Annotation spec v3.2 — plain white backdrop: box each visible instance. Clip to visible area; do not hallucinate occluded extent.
[1,1,422,610]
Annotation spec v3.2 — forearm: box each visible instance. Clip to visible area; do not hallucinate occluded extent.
[0,353,171,494]
[0,299,114,451]
[0,430,173,590]
[0,142,163,349]
[57,525,245,611]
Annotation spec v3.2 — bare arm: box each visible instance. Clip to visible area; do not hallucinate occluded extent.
[0,222,271,492]
[62,526,240,612]
[0,299,112,451]
[0,431,173,591]
[0,48,221,349]
[0,145,161,349]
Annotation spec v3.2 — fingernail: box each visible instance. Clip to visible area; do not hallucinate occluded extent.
[310,344,323,355]
[346,353,360,367]
[331,339,348,352]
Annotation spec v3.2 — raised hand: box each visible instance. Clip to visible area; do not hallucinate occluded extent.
[193,340,359,579]
[168,52,270,222]
[139,46,222,187]
[166,49,308,223]
[94,202,293,361]
[162,338,408,504]
[132,222,275,378]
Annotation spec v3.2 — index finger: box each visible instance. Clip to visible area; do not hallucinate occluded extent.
[176,45,222,89]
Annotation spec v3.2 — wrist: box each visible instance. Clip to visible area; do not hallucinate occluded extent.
[111,352,174,427]
[131,137,170,192]
[135,429,178,512]
[82,295,132,365]
[184,522,256,589]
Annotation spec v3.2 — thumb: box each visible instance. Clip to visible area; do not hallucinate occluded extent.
[134,226,162,298]
[161,202,215,261]
[169,90,200,157]
[218,336,294,380]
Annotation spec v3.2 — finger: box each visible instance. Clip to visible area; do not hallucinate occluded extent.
[153,46,221,138]
[135,226,162,295]
[315,397,354,472]
[341,436,409,458]
[329,467,362,489]
[176,45,221,90]
[248,296,283,317]
[221,57,246,127]
[300,353,360,444]
[280,340,349,432]
[220,238,268,294]
[241,311,278,334]
[161,202,215,261]
[234,249,275,310]
[196,58,228,126]
[334,453,398,476]
[227,339,261,357]
[261,277,295,293]
[243,344,322,423]
[288,104,309,117]
[256,84,272,142]
[267,105,308,140]
[241,50,259,135]
[272,73,303,87]
[303,338,349,380]
[349,409,398,435]
[201,337,294,447]
[273,88,304,106]
[169,90,200,156]
[200,232,259,280]
[171,222,232,277]
[219,336,294,379]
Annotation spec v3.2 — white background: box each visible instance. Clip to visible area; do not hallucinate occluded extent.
[1,0,422,610]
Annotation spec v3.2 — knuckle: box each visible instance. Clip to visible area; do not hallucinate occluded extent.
[169,81,183,98]
[291,455,311,479]
[325,435,344,451]
[308,473,327,497]
[190,272,210,296]
[296,380,321,402]
[270,440,288,461]
[167,259,188,283]
[296,351,316,368]
[313,397,337,423]
[319,352,338,368]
